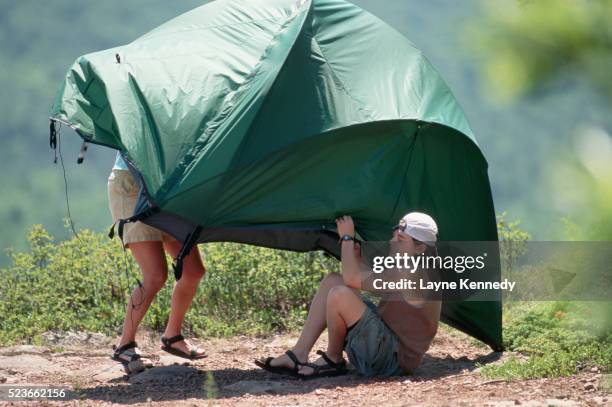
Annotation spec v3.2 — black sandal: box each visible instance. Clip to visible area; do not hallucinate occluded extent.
[254,350,308,377]
[161,334,207,360]
[298,350,348,380]
[112,341,146,372]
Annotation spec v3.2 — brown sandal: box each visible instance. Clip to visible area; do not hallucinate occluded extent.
[161,334,207,360]
[112,341,147,373]
[255,350,307,377]
[298,350,348,380]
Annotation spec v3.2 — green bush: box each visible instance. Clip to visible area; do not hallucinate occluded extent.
[0,225,336,344]
[496,211,531,272]
[480,301,612,379]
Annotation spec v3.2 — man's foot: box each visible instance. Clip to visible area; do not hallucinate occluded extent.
[297,350,347,379]
[255,350,308,377]
[161,334,207,360]
[111,341,153,373]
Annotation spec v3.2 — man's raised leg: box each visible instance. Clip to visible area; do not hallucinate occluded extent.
[298,285,366,375]
[267,272,345,368]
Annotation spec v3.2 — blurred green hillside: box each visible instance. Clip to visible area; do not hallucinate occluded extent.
[1,0,611,263]
[0,0,205,264]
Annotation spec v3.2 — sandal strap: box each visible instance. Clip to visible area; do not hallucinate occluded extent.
[162,334,185,347]
[114,341,137,355]
[113,342,141,362]
[285,350,306,372]
[122,349,141,362]
[316,350,346,369]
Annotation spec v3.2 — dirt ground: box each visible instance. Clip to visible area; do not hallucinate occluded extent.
[0,328,609,406]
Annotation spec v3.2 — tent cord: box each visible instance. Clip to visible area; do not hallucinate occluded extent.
[56,125,81,241]
[54,123,146,339]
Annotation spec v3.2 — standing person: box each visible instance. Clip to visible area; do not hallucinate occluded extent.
[256,212,441,378]
[108,153,207,372]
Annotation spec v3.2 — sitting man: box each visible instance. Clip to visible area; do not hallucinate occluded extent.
[256,212,441,378]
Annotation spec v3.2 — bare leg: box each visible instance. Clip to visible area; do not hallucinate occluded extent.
[162,241,206,355]
[116,241,168,363]
[298,285,366,375]
[267,272,353,368]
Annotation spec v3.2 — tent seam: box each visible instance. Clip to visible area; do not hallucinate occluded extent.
[310,35,379,122]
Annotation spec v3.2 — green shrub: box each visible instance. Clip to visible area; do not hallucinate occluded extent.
[0,225,336,344]
[480,301,612,379]
[496,211,531,272]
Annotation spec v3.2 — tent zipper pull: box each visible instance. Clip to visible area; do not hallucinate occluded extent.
[77,141,89,164]
[172,225,203,281]
[49,120,58,164]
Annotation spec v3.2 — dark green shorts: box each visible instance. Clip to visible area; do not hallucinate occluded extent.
[343,300,404,377]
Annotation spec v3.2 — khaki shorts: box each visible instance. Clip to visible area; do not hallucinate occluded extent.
[107,169,173,246]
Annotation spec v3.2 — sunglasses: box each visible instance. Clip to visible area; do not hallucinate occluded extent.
[393,222,423,245]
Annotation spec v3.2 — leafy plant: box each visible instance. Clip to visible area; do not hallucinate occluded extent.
[496,211,531,272]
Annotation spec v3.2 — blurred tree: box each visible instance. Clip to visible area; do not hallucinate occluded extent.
[470,0,612,337]
[471,0,612,102]
[470,0,612,240]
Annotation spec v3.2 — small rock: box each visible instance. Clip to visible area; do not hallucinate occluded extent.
[590,366,599,373]
[158,354,185,365]
[89,363,128,382]
[0,376,6,383]
[127,360,146,374]
[41,330,110,347]
[0,355,63,373]
[403,379,411,384]
[584,383,595,391]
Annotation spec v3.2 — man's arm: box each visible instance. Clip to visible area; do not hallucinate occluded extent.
[336,216,363,289]
[336,216,422,294]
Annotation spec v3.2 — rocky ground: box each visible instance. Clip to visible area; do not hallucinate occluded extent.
[0,329,609,406]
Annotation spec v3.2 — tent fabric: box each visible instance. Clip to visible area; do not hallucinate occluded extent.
[50,0,502,350]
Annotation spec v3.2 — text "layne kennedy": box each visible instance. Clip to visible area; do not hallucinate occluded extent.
[373,278,516,292]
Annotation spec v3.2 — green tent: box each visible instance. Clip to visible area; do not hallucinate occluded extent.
[50,0,502,350]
